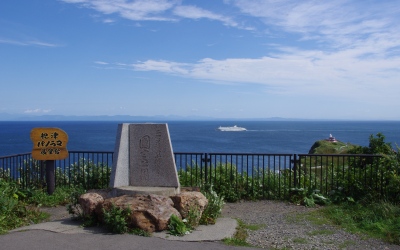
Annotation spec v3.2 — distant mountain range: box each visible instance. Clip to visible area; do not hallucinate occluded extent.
[0,113,309,121]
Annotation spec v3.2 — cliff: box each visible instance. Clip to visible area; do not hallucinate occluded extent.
[308,139,357,154]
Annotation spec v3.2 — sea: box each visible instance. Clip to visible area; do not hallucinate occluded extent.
[1,120,400,157]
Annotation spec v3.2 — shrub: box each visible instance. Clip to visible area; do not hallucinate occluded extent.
[290,186,329,207]
[200,185,225,225]
[185,205,201,229]
[168,214,190,236]
[64,159,111,190]
[102,204,131,234]
[0,178,46,234]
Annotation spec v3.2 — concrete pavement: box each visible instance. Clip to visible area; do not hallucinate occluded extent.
[1,217,252,250]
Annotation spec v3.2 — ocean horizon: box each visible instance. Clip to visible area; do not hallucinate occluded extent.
[1,120,399,157]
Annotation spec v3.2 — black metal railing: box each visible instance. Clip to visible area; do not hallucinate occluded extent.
[0,151,113,190]
[296,154,385,200]
[0,151,385,201]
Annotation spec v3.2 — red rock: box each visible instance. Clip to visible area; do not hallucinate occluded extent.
[99,194,181,232]
[79,192,105,216]
[170,191,208,218]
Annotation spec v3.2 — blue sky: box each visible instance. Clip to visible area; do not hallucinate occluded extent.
[1,0,400,120]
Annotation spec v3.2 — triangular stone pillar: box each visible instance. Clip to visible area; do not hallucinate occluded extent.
[110,123,180,196]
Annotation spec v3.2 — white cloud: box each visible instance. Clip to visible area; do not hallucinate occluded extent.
[83,0,400,111]
[28,41,59,47]
[129,46,400,103]
[103,18,116,23]
[230,0,400,50]
[61,0,245,27]
[62,0,179,21]
[0,39,26,46]
[94,61,109,65]
[0,38,58,47]
[132,60,189,74]
[24,109,52,114]
[173,5,238,27]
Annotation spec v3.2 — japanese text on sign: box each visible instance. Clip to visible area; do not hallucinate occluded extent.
[30,128,69,160]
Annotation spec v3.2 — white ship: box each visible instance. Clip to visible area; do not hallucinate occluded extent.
[218,125,247,131]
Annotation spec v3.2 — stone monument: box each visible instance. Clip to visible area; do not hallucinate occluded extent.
[110,123,180,196]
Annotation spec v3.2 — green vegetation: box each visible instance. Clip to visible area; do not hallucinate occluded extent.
[0,133,399,245]
[308,140,356,154]
[184,205,201,229]
[101,204,150,236]
[59,159,111,190]
[289,186,330,207]
[0,178,83,234]
[199,185,225,224]
[102,204,131,234]
[0,179,44,234]
[168,184,225,236]
[319,201,400,244]
[292,237,308,244]
[168,214,190,236]
[179,164,289,202]
[223,219,261,247]
[306,229,335,236]
[7,159,111,190]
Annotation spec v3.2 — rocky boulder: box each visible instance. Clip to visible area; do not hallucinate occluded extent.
[79,191,108,216]
[98,194,181,233]
[170,191,208,219]
[77,189,209,233]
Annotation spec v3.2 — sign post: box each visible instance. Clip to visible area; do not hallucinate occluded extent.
[30,128,68,195]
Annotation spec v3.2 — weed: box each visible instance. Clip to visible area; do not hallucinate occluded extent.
[223,219,250,247]
[129,228,151,237]
[319,201,400,244]
[338,240,356,249]
[290,186,329,207]
[168,214,190,236]
[286,210,331,226]
[223,219,263,247]
[0,179,47,233]
[199,185,225,225]
[307,229,334,236]
[222,237,253,247]
[26,186,84,207]
[66,188,86,219]
[293,237,308,244]
[237,218,265,231]
[185,205,201,229]
[102,204,131,234]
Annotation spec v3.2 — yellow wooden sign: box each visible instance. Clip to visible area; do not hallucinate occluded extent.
[30,127,69,160]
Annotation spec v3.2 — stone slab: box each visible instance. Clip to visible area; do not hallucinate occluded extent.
[129,124,179,187]
[153,217,238,241]
[109,124,130,187]
[111,186,181,197]
[11,217,238,242]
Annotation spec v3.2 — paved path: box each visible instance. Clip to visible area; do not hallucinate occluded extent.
[1,217,252,250]
[1,230,254,250]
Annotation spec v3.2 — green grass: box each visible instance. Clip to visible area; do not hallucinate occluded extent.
[286,201,400,245]
[318,201,400,244]
[338,240,356,249]
[0,180,85,234]
[237,218,265,231]
[286,210,331,226]
[222,219,263,247]
[307,229,335,236]
[292,237,308,244]
[25,186,85,207]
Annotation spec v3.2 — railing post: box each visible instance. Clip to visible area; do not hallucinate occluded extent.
[293,154,298,188]
[45,160,55,195]
[202,153,209,186]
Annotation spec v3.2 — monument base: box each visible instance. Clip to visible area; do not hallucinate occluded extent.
[111,186,181,197]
